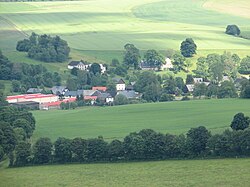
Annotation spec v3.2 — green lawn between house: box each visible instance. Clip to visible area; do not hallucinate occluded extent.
[0,158,250,187]
[32,99,250,142]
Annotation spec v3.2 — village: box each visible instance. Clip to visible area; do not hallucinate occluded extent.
[6,56,247,110]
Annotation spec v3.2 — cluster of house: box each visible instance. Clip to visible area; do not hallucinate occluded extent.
[6,78,141,110]
[185,77,210,92]
[68,58,173,73]
[185,76,247,93]
[68,60,106,73]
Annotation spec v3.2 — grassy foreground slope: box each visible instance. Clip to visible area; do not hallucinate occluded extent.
[1,158,250,187]
[32,99,250,141]
[0,0,250,62]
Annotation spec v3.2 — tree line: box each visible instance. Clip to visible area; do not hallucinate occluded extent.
[16,32,70,62]
[0,50,61,92]
[123,39,196,71]
[8,112,250,167]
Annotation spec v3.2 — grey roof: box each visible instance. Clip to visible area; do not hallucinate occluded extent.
[83,90,100,96]
[126,85,134,90]
[64,90,84,97]
[68,60,88,66]
[140,61,159,69]
[27,88,42,93]
[97,93,111,100]
[51,86,67,95]
[113,78,125,84]
[117,90,140,99]
[68,61,81,66]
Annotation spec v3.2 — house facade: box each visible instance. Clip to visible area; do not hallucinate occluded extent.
[68,60,106,73]
[68,61,90,70]
[113,78,126,91]
[160,58,173,70]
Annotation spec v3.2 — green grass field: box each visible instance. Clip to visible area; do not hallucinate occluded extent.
[0,0,250,64]
[1,158,250,187]
[32,99,250,142]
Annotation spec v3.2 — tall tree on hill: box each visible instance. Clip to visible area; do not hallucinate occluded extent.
[123,43,140,69]
[180,38,197,57]
[225,25,240,36]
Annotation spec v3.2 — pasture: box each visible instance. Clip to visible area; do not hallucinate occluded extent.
[0,0,250,64]
[32,99,250,141]
[1,158,250,187]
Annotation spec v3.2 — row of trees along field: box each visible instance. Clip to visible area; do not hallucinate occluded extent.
[122,42,250,80]
[123,39,196,71]
[16,32,70,62]
[0,50,61,91]
[8,112,250,167]
[0,91,36,166]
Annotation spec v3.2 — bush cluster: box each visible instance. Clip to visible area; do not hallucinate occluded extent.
[16,32,70,62]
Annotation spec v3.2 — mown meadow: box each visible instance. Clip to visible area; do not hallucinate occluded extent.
[32,99,250,141]
[0,0,250,64]
[1,158,250,187]
[1,1,250,185]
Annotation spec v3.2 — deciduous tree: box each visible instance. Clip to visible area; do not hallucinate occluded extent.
[123,43,140,69]
[231,113,250,131]
[180,38,197,57]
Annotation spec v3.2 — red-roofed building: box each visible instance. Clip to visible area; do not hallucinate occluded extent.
[92,86,107,92]
[39,98,76,110]
[84,95,97,105]
[7,94,58,104]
